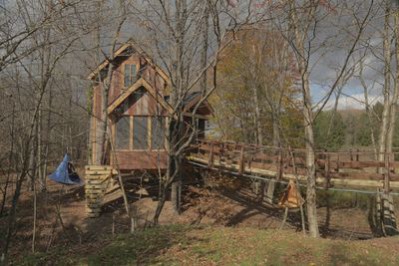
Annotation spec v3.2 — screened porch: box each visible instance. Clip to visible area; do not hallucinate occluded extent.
[111,115,168,170]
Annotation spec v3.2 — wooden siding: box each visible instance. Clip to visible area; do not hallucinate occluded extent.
[113,150,168,170]
[108,53,168,105]
[92,52,168,110]
[90,51,170,168]
[89,49,211,171]
[122,90,168,116]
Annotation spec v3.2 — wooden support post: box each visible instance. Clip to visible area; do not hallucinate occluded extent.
[239,146,245,175]
[277,150,283,180]
[325,153,331,189]
[388,193,397,231]
[384,154,390,193]
[356,149,359,162]
[377,154,399,236]
[208,143,214,168]
[375,188,383,235]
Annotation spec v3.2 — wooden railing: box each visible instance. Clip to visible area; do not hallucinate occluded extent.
[187,140,399,191]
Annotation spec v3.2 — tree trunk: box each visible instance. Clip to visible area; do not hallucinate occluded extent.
[168,0,186,215]
[388,11,399,154]
[303,72,319,238]
[378,2,392,166]
[288,0,319,237]
[266,115,279,204]
[170,154,181,214]
[253,85,263,145]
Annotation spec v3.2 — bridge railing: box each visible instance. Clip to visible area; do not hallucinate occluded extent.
[187,139,399,190]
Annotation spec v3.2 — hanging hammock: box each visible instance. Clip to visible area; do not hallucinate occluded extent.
[49,154,84,185]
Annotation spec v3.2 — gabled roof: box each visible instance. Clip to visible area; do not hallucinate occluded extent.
[182,92,214,115]
[107,77,173,115]
[87,40,171,85]
[107,78,212,120]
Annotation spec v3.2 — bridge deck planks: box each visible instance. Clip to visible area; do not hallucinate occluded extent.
[188,140,399,191]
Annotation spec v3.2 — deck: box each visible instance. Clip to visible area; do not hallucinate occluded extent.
[187,140,399,191]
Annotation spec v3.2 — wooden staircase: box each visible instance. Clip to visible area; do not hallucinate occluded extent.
[84,165,116,218]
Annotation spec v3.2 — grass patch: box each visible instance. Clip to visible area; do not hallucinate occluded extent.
[16,225,399,265]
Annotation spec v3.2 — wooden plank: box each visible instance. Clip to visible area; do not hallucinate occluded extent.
[85,178,110,183]
[85,185,106,189]
[85,189,106,193]
[85,165,114,170]
[187,155,399,190]
[315,159,396,169]
[85,170,112,175]
[86,200,103,205]
[85,175,111,180]
[85,191,106,196]
[85,179,110,185]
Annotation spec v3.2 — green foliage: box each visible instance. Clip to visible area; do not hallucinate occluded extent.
[212,28,302,147]
[313,100,399,151]
[314,111,346,151]
[356,113,377,146]
[317,190,370,210]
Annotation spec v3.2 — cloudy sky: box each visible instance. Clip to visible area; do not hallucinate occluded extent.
[302,0,388,110]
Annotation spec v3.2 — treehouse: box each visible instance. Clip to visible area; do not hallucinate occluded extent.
[87,42,213,172]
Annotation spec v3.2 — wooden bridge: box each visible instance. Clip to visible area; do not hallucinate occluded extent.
[187,140,399,236]
[84,139,399,230]
[187,140,399,191]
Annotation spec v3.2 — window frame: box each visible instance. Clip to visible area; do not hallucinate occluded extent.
[132,116,150,151]
[124,63,138,88]
[113,115,166,152]
[114,115,132,151]
[151,116,166,150]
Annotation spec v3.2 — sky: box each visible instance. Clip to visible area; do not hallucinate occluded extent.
[311,84,383,110]
[305,0,388,111]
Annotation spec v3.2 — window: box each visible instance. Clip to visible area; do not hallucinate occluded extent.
[152,117,165,149]
[133,117,148,150]
[124,64,137,87]
[115,116,130,150]
[114,116,166,151]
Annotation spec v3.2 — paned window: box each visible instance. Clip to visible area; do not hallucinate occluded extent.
[133,116,148,150]
[152,117,165,149]
[115,116,130,149]
[124,64,137,87]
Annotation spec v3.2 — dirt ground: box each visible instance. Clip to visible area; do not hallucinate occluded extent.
[0,172,396,261]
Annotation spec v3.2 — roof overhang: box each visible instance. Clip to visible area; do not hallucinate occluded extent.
[107,77,174,115]
[182,94,214,117]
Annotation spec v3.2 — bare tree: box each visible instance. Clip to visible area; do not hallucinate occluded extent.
[125,0,262,223]
[269,0,375,237]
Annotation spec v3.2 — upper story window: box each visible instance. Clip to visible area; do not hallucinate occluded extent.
[124,64,137,87]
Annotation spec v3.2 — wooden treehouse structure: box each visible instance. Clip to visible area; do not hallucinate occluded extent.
[84,41,212,217]
[82,42,398,236]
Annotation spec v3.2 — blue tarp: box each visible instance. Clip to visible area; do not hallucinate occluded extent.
[49,154,83,185]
